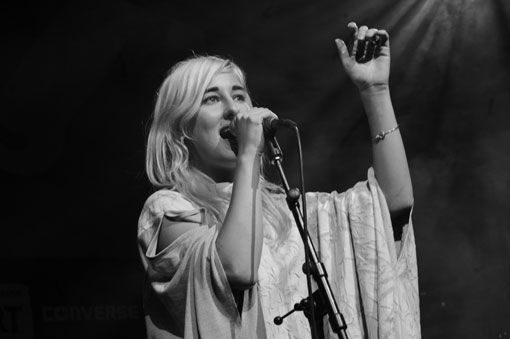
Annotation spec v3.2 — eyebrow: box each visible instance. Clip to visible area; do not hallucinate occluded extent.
[204,85,246,94]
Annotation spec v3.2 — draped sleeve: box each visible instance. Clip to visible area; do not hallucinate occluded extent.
[137,190,266,339]
[306,168,420,339]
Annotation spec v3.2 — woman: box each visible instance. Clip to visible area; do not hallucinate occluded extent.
[138,23,420,339]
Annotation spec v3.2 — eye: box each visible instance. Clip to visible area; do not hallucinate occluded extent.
[203,95,220,104]
[233,94,246,102]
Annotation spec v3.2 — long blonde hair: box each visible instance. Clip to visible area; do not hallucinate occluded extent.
[146,55,290,237]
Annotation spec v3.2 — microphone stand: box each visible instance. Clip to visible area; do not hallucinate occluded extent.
[267,132,348,339]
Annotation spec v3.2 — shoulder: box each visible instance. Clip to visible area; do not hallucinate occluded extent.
[144,189,196,213]
[138,189,202,234]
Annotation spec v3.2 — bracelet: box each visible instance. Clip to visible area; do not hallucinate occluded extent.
[374,124,399,143]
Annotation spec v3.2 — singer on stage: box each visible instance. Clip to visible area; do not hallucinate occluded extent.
[137,22,420,339]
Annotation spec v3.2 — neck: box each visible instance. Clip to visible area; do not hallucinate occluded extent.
[194,162,235,183]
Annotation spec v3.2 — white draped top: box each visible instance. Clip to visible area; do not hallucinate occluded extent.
[137,169,421,339]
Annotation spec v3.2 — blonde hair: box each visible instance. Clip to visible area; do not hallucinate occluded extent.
[146,55,290,238]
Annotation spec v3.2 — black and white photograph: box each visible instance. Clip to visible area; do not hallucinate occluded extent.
[1,0,509,338]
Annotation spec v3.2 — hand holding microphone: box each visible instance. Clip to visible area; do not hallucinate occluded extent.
[220,108,296,155]
[220,116,297,140]
[220,107,296,157]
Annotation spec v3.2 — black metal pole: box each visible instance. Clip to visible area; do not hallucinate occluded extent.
[267,134,349,339]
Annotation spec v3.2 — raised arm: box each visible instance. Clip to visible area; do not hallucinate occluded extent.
[335,22,414,214]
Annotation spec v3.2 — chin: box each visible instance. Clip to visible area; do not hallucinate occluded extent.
[223,154,237,167]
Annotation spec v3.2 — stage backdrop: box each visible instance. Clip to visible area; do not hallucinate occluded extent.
[1,0,509,338]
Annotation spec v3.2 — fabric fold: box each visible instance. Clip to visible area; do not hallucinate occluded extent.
[138,190,265,339]
[138,169,420,339]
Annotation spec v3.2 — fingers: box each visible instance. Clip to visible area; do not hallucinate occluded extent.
[363,28,379,60]
[375,30,389,45]
[335,38,354,70]
[337,22,390,63]
[233,107,276,155]
[244,107,277,121]
[334,22,358,69]
[347,22,358,57]
[234,107,277,130]
[374,30,389,57]
[355,26,370,62]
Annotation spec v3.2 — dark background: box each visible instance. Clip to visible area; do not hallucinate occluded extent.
[1,0,509,338]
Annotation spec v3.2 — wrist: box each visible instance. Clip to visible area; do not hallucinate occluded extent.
[359,84,397,129]
[237,142,264,158]
[359,83,390,97]
[236,150,262,164]
[234,152,262,189]
[360,84,392,114]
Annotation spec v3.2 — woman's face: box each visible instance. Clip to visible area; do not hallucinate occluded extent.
[191,71,252,182]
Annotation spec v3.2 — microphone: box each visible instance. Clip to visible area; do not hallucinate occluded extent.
[220,117,296,140]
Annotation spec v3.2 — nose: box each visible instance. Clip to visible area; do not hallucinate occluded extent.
[223,98,240,121]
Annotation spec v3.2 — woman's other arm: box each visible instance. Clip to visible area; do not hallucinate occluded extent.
[335,23,413,214]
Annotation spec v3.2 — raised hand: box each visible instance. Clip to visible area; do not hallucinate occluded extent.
[335,22,391,91]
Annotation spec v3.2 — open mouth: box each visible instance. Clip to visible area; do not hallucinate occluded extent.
[219,126,238,155]
[227,138,238,155]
